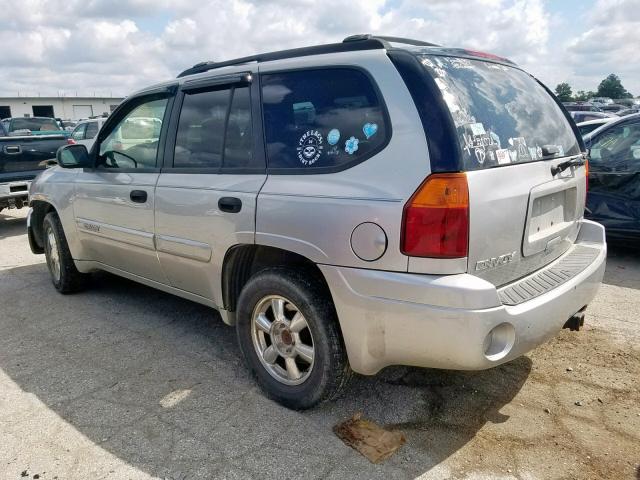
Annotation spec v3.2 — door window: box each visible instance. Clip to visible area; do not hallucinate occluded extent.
[71,123,87,141]
[589,122,640,172]
[173,85,255,171]
[85,121,99,139]
[98,97,168,169]
[261,68,390,172]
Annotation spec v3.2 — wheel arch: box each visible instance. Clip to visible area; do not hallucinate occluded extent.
[221,244,337,323]
[29,199,59,251]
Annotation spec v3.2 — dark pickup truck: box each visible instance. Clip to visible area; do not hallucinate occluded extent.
[0,121,68,211]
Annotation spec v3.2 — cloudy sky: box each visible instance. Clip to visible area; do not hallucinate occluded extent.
[1,0,638,98]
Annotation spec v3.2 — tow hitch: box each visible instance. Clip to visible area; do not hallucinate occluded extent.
[563,307,586,331]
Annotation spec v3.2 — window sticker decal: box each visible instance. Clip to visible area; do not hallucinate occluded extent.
[496,148,510,165]
[327,128,340,145]
[326,146,340,156]
[345,136,359,155]
[508,137,532,162]
[362,123,378,139]
[557,145,565,156]
[633,148,640,160]
[469,122,485,136]
[297,130,324,166]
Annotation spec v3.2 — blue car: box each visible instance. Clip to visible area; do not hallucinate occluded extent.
[583,113,640,242]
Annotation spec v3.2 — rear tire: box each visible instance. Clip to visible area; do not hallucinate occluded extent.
[236,267,351,409]
[43,212,88,293]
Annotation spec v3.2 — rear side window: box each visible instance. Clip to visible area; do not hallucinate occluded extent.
[85,121,99,139]
[173,86,255,171]
[418,55,581,170]
[261,68,390,172]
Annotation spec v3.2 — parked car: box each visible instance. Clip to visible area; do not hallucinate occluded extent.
[68,118,106,151]
[563,102,603,113]
[584,113,640,241]
[27,35,605,409]
[617,107,640,117]
[601,104,626,113]
[591,97,614,105]
[577,118,613,136]
[570,111,618,123]
[2,117,71,138]
[0,121,67,212]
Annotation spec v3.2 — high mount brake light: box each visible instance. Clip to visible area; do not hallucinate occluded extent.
[401,173,469,258]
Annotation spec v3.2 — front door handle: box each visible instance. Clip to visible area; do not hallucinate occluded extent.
[218,196,242,213]
[130,190,147,203]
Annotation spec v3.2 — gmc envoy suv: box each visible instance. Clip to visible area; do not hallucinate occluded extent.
[27,35,606,409]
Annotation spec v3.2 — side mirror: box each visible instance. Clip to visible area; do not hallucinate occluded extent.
[56,144,92,168]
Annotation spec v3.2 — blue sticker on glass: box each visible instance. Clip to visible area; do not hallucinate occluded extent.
[327,129,340,145]
[345,136,359,155]
[362,123,378,139]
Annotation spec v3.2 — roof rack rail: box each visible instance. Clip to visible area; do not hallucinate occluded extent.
[177,37,386,78]
[343,34,440,48]
[177,34,440,78]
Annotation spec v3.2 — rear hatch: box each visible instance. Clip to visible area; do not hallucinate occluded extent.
[417,53,587,286]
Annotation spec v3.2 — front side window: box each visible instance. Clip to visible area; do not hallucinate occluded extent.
[71,123,87,141]
[589,121,640,172]
[418,55,581,170]
[261,68,389,172]
[98,97,168,169]
[173,86,254,171]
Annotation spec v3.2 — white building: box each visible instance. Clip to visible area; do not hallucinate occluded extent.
[0,96,124,121]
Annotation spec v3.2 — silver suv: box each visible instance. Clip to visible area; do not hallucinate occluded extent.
[27,35,606,409]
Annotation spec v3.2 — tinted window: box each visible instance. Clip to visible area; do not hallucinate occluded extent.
[174,86,254,171]
[578,123,604,136]
[85,121,99,139]
[419,55,581,170]
[98,97,168,169]
[590,121,640,172]
[262,69,389,171]
[71,123,87,141]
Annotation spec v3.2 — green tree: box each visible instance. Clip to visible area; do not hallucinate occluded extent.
[574,90,596,102]
[596,74,632,99]
[555,82,573,102]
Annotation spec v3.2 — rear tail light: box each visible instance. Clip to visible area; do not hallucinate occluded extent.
[585,159,589,195]
[67,138,76,145]
[401,173,469,258]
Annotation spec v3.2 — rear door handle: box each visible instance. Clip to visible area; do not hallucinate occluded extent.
[218,196,242,213]
[130,190,147,203]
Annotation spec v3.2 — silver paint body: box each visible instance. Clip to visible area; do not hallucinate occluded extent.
[28,48,606,375]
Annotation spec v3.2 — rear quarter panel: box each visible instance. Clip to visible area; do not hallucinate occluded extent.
[256,50,431,272]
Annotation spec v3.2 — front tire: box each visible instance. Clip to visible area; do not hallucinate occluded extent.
[236,268,351,409]
[43,212,88,293]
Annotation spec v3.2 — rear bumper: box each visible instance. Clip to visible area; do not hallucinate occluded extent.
[320,220,606,375]
[0,181,30,208]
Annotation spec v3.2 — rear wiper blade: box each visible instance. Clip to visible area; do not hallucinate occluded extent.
[551,157,586,176]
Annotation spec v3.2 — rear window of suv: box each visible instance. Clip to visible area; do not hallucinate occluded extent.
[261,68,390,173]
[418,55,581,170]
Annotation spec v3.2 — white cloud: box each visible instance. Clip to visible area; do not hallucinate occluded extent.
[566,0,640,95]
[0,0,636,98]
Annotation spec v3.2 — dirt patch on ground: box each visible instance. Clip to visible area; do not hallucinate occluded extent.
[378,308,640,479]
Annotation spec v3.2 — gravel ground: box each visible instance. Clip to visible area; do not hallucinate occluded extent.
[1,208,639,480]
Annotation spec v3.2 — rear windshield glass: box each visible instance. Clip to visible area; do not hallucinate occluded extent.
[10,117,61,132]
[418,55,581,170]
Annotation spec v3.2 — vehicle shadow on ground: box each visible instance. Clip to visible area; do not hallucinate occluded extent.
[602,245,640,290]
[0,212,27,240]
[0,264,531,479]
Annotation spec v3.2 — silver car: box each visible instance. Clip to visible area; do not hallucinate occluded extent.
[27,35,606,409]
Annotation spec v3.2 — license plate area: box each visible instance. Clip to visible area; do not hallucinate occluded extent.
[523,181,578,257]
